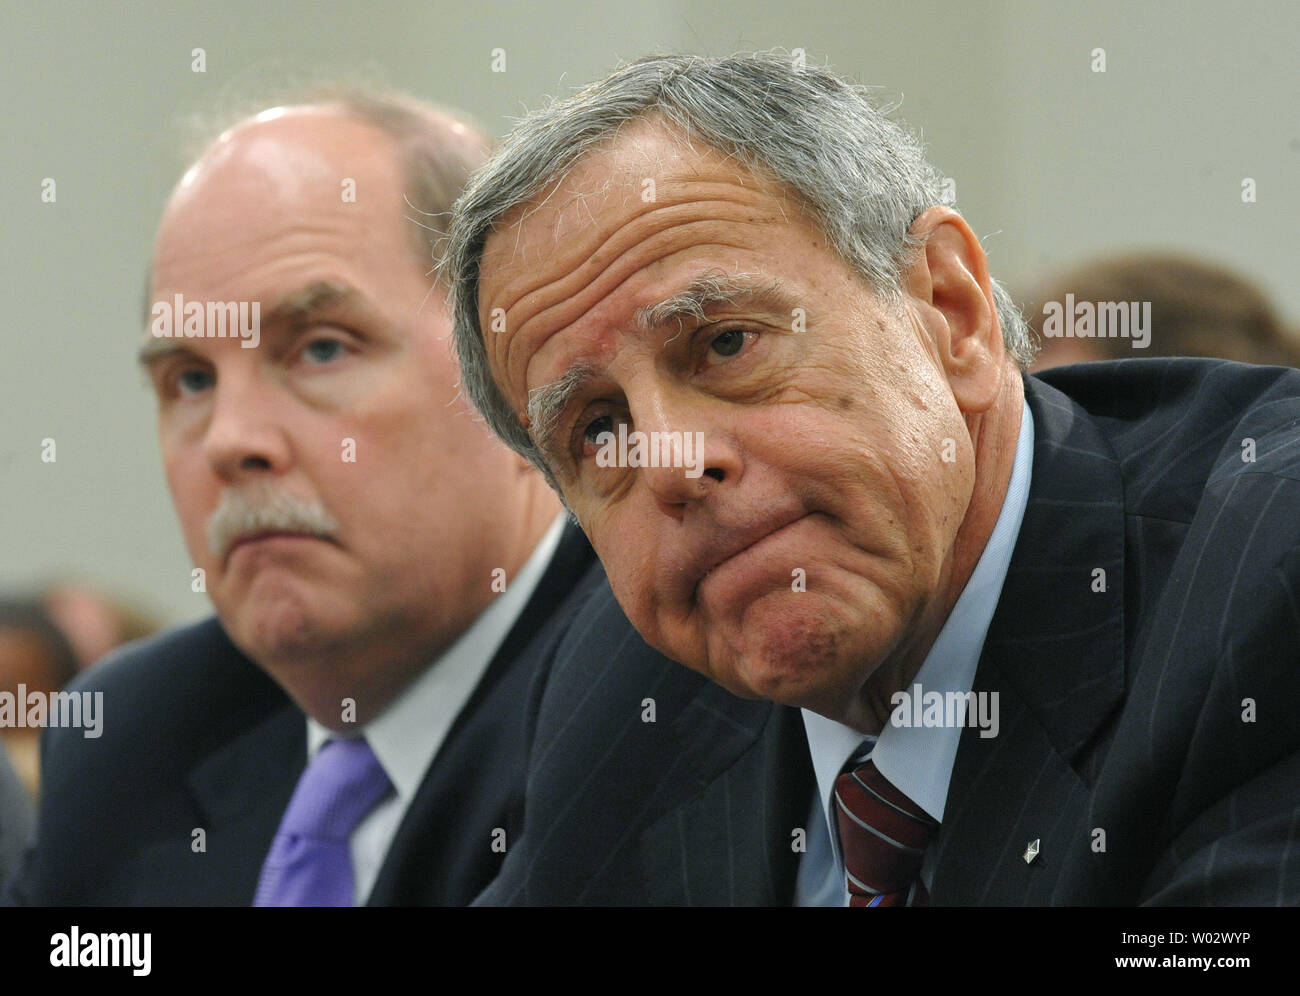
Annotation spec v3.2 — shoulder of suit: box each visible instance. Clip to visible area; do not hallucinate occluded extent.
[42,616,289,770]
[69,616,278,711]
[1032,358,1300,517]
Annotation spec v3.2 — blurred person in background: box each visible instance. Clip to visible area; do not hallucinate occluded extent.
[1028,252,1300,371]
[42,582,160,673]
[0,599,79,796]
[0,739,33,885]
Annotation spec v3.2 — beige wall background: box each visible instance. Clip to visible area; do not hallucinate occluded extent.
[3,0,1297,625]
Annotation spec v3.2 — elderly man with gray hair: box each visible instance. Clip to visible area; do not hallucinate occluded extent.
[447,53,1300,906]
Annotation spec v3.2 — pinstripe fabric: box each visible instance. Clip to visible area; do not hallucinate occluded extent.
[473,567,813,906]
[477,358,1300,906]
[931,359,1300,905]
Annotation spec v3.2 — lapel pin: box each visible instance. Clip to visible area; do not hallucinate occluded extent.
[1023,838,1041,864]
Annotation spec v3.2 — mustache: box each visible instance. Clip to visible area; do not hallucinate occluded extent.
[206,483,341,559]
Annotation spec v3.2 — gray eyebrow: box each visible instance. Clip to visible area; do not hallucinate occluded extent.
[265,280,355,325]
[636,272,793,332]
[136,337,187,368]
[524,273,796,463]
[526,361,599,462]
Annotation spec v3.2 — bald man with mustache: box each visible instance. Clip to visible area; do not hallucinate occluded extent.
[4,89,600,906]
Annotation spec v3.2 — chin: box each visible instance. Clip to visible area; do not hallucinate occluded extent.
[223,590,342,664]
[700,589,889,715]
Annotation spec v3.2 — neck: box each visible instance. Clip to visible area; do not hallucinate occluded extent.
[267,633,448,733]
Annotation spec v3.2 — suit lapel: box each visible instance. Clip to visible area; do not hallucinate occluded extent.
[113,626,304,906]
[931,375,1127,903]
[369,521,595,905]
[474,521,596,680]
[172,704,304,905]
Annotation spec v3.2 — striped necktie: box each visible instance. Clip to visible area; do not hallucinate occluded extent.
[834,756,940,906]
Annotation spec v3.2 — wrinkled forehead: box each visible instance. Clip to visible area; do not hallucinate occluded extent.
[476,120,802,413]
[481,119,742,268]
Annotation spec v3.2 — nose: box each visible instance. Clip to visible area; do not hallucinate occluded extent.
[201,371,293,484]
[629,386,742,514]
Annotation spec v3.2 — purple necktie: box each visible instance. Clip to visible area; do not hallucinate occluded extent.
[253,737,394,907]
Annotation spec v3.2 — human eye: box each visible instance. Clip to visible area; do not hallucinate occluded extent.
[151,361,213,402]
[702,326,757,365]
[176,367,215,395]
[572,409,630,463]
[298,334,348,365]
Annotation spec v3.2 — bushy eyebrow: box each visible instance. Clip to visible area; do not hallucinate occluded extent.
[526,361,599,465]
[266,280,356,325]
[635,272,795,332]
[524,273,797,464]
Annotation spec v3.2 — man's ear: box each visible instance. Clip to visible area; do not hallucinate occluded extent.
[902,206,1004,415]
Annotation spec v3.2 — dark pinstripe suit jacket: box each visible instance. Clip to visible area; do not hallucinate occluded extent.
[477,358,1300,905]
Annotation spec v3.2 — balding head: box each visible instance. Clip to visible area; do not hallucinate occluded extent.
[151,92,490,302]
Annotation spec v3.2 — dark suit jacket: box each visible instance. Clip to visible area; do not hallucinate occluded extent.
[477,358,1300,905]
[2,523,597,906]
[0,740,34,887]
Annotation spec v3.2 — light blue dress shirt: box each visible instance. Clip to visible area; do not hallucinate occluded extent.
[305,515,566,905]
[795,400,1035,905]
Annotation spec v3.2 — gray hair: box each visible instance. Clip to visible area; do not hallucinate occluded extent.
[446,52,1036,484]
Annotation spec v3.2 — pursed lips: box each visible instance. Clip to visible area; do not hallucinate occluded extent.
[690,512,809,601]
[223,530,335,566]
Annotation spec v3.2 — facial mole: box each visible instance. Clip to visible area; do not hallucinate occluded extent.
[837,395,853,412]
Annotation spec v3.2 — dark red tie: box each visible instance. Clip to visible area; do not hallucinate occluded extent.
[834,757,939,906]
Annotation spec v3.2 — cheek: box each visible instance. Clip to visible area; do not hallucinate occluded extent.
[585,505,658,613]
[319,429,432,549]
[873,410,974,563]
[347,406,520,563]
[748,399,970,597]
[343,403,447,492]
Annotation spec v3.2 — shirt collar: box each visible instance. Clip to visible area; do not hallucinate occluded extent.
[803,398,1034,849]
[307,515,567,802]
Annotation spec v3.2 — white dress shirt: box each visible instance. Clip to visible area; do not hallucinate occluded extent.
[304,514,566,905]
[795,401,1035,905]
